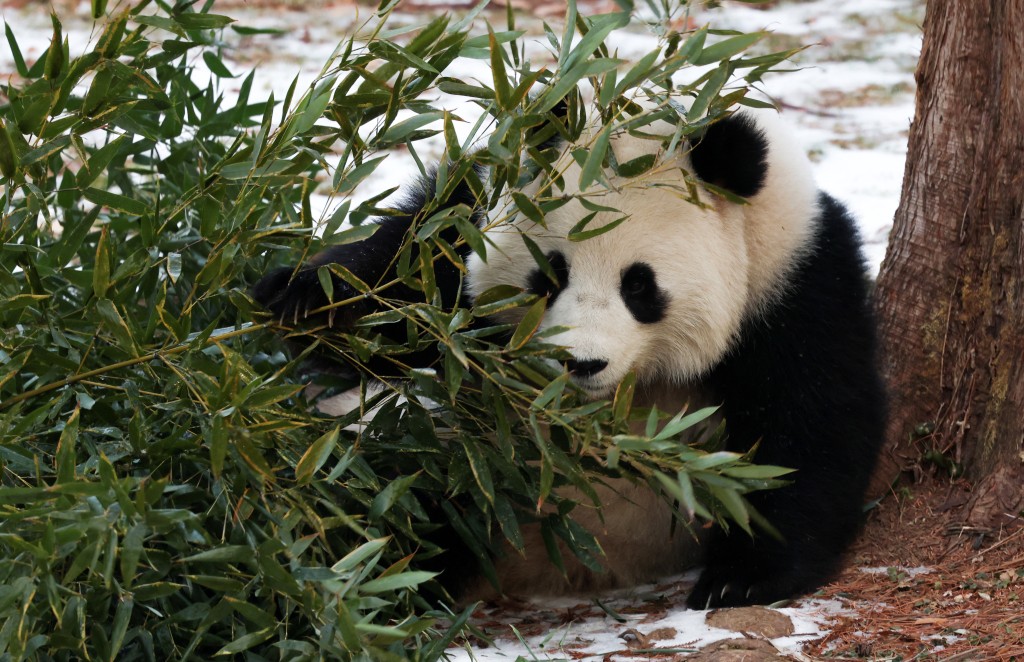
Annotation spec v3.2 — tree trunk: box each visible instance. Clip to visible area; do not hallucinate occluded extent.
[872,0,1024,529]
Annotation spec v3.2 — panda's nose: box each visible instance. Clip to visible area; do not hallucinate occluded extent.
[565,358,608,378]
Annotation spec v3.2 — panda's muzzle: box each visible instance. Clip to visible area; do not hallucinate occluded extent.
[565,358,608,378]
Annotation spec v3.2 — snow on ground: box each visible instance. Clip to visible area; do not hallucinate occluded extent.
[443,571,850,661]
[0,0,922,657]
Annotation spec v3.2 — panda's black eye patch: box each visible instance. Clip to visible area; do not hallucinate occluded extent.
[621,262,667,324]
[527,251,570,305]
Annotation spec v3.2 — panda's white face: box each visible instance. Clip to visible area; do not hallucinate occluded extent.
[467,137,752,397]
[467,108,820,397]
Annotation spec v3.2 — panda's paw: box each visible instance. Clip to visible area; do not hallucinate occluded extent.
[251,265,363,329]
[686,567,806,610]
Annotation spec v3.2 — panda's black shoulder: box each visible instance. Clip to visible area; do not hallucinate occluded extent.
[713,190,885,456]
[734,191,877,359]
[794,192,875,308]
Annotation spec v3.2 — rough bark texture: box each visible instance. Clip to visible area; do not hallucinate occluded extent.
[872,1,1024,528]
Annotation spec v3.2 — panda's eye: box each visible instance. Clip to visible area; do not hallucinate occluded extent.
[527,251,570,304]
[621,263,654,296]
[621,262,667,324]
[623,274,649,296]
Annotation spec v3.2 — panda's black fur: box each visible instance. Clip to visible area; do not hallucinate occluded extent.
[252,107,886,609]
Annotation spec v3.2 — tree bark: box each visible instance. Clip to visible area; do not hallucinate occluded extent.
[872,0,1024,529]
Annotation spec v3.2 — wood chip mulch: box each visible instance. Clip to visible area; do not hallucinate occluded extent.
[803,473,1024,661]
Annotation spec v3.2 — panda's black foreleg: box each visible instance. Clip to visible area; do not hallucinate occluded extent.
[252,175,481,378]
[688,196,886,609]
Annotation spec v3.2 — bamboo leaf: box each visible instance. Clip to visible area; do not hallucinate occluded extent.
[512,191,545,225]
[93,227,111,298]
[96,298,137,354]
[567,214,628,242]
[437,80,495,99]
[508,297,547,350]
[710,485,751,533]
[332,539,388,573]
[653,406,720,441]
[84,187,149,216]
[202,51,234,78]
[55,408,80,483]
[489,28,511,110]
[686,451,742,471]
[214,628,274,656]
[182,545,254,564]
[562,11,629,71]
[379,111,444,145]
[295,427,340,485]
[462,439,495,505]
[358,570,437,594]
[21,135,71,166]
[722,464,795,479]
[369,474,420,521]
[4,23,29,76]
[687,62,730,122]
[108,598,133,658]
[175,13,235,30]
[612,372,636,423]
[120,524,146,588]
[0,118,17,178]
[693,33,763,66]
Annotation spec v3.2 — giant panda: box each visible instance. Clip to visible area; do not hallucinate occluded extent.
[252,100,886,609]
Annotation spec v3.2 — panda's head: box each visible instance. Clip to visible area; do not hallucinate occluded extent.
[467,108,819,397]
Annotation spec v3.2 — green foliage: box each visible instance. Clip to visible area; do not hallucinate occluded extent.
[0,1,797,659]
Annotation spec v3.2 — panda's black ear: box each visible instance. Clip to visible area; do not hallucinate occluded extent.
[689,113,769,198]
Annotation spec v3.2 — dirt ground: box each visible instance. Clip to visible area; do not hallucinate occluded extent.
[807,472,1024,660]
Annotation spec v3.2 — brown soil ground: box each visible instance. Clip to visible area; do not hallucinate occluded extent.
[806,472,1024,660]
